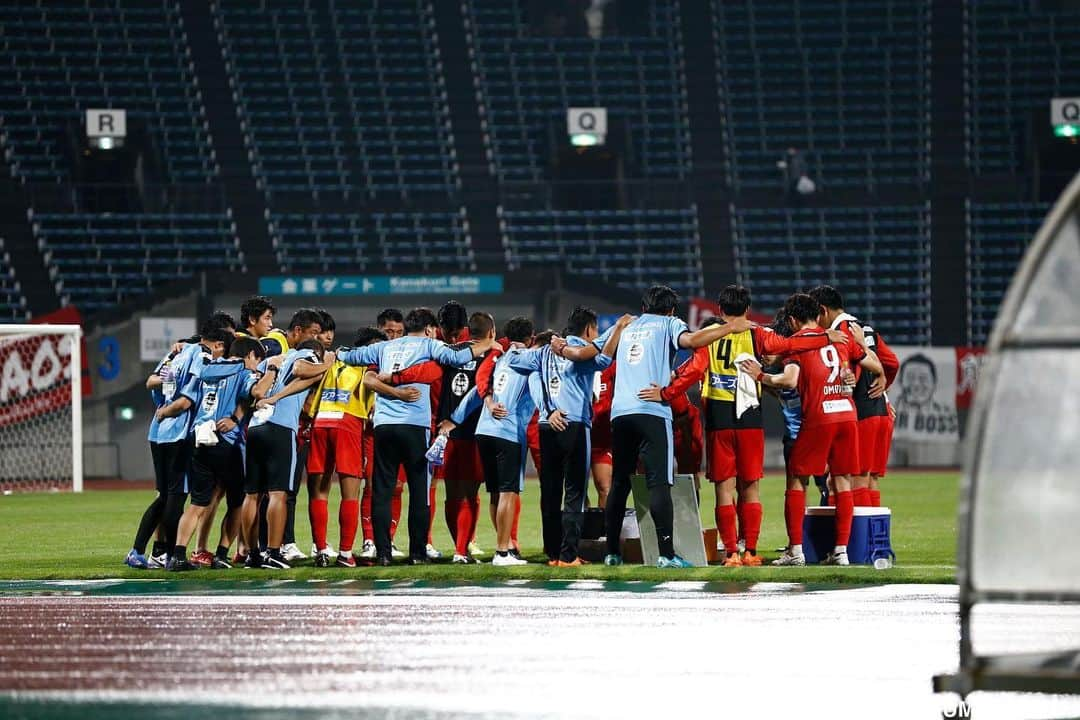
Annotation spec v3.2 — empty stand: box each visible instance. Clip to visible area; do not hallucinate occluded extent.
[730,204,932,343]
[466,0,691,182]
[965,201,1049,345]
[500,207,703,297]
[0,238,29,321]
[215,0,458,201]
[30,211,243,311]
[269,209,475,273]
[0,0,218,184]
[713,0,930,191]
[965,0,1080,176]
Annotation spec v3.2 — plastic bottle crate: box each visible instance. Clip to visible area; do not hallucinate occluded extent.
[802,506,895,565]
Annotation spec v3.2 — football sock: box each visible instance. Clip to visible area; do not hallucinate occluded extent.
[717,503,738,556]
[150,540,167,559]
[215,545,229,561]
[427,481,438,545]
[360,486,374,543]
[339,499,359,553]
[835,490,854,547]
[283,491,297,545]
[853,487,871,506]
[743,502,762,553]
[869,489,881,507]
[784,489,806,546]
[173,545,187,561]
[309,498,328,552]
[133,497,166,556]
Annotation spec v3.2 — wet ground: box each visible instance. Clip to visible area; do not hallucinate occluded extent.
[2,580,1080,719]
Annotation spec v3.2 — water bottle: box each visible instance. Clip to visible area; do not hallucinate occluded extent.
[425,434,448,466]
[873,556,892,570]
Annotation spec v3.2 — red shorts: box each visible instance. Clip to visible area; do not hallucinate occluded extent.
[791,421,860,478]
[443,437,484,484]
[858,415,893,476]
[307,416,363,478]
[591,414,612,449]
[706,428,764,482]
[591,447,612,466]
[674,411,704,475]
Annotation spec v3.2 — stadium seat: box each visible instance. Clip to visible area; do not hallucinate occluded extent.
[500,207,703,297]
[965,200,1050,345]
[30,210,244,310]
[730,204,932,343]
[712,0,931,190]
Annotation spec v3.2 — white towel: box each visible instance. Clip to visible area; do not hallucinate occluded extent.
[194,419,219,447]
[732,352,761,419]
[830,312,858,330]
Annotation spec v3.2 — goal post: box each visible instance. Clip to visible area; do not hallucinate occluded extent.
[0,323,83,493]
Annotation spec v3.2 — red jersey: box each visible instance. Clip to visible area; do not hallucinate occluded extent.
[788,327,857,427]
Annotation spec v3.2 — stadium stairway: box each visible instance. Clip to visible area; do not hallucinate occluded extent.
[0,176,59,318]
[432,0,501,263]
[678,0,733,296]
[179,1,274,273]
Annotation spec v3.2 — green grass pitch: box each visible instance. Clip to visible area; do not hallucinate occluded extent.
[0,472,958,584]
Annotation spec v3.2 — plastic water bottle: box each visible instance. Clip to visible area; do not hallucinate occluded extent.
[425,434,448,466]
[873,557,892,570]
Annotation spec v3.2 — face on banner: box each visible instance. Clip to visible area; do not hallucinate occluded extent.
[891,347,959,443]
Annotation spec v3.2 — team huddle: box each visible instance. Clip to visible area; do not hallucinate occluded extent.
[123,282,898,571]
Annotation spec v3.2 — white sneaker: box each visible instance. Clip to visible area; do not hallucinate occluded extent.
[452,553,474,564]
[148,553,168,569]
[467,541,485,557]
[492,553,528,566]
[771,549,806,566]
[359,540,376,559]
[390,544,405,559]
[823,551,850,566]
[716,540,725,554]
[736,539,746,555]
[311,542,336,558]
[281,543,307,561]
[425,543,443,560]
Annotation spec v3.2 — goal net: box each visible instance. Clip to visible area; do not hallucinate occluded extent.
[0,324,83,493]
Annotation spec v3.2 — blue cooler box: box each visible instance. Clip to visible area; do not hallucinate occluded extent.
[802,506,895,565]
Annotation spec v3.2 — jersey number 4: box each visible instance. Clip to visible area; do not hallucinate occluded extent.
[716,339,734,368]
[820,345,841,382]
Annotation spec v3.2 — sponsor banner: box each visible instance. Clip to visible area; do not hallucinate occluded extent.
[891,346,960,443]
[139,317,196,362]
[36,306,91,396]
[0,307,89,426]
[259,274,504,297]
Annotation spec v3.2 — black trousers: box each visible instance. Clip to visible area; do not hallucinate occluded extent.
[372,424,430,561]
[539,422,590,562]
[606,414,675,560]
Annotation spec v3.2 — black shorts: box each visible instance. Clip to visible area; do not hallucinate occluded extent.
[476,435,524,495]
[245,423,297,495]
[190,439,245,508]
[154,438,192,497]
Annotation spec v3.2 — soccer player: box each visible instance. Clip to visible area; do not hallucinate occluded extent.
[339,308,496,565]
[650,285,843,565]
[557,284,754,568]
[590,363,616,507]
[454,316,537,567]
[377,308,405,340]
[434,309,495,564]
[742,293,881,566]
[154,336,264,570]
[237,295,290,358]
[242,338,334,569]
[125,312,236,569]
[507,307,625,566]
[808,286,899,506]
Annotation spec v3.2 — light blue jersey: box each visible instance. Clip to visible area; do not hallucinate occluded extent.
[150,342,210,444]
[185,359,259,445]
[508,337,611,427]
[527,372,548,426]
[340,335,474,428]
[594,314,688,421]
[250,348,317,433]
[778,386,803,439]
[475,346,536,444]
